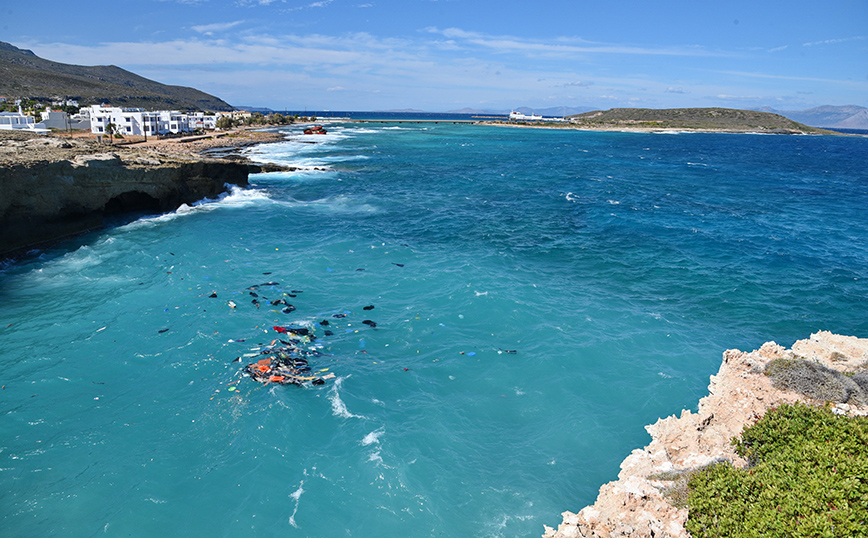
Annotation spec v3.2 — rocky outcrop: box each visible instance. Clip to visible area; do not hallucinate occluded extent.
[543,331,868,538]
[0,134,253,256]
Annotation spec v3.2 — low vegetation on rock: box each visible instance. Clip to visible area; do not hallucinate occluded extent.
[685,403,868,538]
[765,357,868,405]
[566,107,830,133]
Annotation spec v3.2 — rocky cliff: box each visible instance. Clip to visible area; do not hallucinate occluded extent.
[543,331,868,538]
[0,132,254,256]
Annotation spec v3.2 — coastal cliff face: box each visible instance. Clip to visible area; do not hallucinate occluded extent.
[543,331,868,538]
[0,134,251,256]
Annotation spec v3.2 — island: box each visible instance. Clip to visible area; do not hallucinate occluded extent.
[489,107,835,134]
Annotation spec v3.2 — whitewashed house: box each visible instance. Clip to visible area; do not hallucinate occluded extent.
[88,105,195,136]
[188,112,217,130]
[0,110,49,133]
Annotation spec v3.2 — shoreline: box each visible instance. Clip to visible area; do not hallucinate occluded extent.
[0,128,293,258]
[477,120,846,136]
[543,331,868,538]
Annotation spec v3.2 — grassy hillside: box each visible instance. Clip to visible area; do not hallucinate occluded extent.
[567,107,829,133]
[0,42,233,112]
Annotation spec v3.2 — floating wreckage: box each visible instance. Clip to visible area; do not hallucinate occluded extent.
[217,279,382,389]
[243,325,336,386]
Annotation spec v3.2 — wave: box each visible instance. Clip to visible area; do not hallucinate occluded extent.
[288,478,304,528]
[119,185,271,229]
[361,428,384,446]
[276,194,380,214]
[328,376,365,419]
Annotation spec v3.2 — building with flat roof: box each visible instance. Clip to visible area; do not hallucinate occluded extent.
[0,111,49,133]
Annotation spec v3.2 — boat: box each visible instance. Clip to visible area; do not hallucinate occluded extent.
[303,125,327,135]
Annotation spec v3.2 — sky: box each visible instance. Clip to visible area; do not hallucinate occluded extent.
[3,0,867,112]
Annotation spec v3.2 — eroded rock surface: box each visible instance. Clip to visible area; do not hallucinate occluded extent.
[543,332,868,538]
[0,131,280,256]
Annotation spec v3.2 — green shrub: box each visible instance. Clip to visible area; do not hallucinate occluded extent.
[685,403,868,537]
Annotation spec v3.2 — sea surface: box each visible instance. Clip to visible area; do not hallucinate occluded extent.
[2,121,867,537]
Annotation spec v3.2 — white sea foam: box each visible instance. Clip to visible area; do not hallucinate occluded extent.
[328,377,365,419]
[361,428,384,446]
[288,479,304,528]
[120,185,271,229]
[277,194,379,214]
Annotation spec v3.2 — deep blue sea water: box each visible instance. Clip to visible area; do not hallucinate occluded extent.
[2,123,867,537]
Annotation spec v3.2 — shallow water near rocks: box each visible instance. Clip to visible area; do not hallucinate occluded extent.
[2,123,867,537]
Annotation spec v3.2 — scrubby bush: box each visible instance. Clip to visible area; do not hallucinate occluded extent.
[764,358,867,405]
[685,403,868,538]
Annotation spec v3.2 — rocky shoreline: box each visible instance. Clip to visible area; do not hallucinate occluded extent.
[0,129,290,258]
[544,331,868,538]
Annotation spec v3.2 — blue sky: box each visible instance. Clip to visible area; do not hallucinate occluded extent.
[4,0,867,111]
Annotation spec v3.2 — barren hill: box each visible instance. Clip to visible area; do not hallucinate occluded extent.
[0,41,233,111]
[567,107,828,133]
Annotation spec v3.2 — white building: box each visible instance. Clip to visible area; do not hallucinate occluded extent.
[0,111,49,133]
[509,111,543,121]
[87,105,203,136]
[188,112,218,130]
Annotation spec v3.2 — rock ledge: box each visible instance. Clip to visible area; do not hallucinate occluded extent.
[543,331,868,538]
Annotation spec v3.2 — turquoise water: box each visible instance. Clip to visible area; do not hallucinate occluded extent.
[2,123,867,537]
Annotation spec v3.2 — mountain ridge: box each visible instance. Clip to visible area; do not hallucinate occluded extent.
[754,105,868,129]
[0,41,233,111]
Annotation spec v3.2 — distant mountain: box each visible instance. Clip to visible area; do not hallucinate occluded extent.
[445,107,501,115]
[754,105,868,129]
[446,106,594,116]
[234,106,275,113]
[515,106,594,117]
[0,41,233,111]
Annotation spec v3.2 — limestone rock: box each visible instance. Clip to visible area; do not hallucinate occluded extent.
[543,332,868,538]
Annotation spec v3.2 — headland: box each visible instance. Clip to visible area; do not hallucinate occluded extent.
[543,331,868,538]
[0,128,288,258]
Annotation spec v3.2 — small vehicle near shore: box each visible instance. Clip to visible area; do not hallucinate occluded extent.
[303,125,327,135]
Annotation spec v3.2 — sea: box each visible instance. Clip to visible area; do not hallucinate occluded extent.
[2,118,867,537]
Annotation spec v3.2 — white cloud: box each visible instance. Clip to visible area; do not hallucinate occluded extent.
[423,27,733,58]
[714,70,864,85]
[802,36,867,47]
[191,21,246,34]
